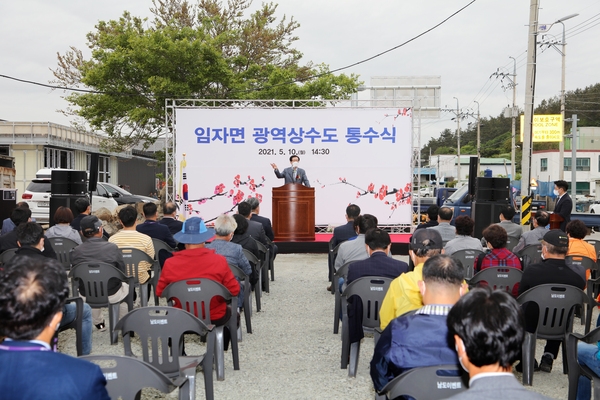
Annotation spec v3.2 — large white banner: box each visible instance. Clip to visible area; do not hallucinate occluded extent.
[175,108,413,226]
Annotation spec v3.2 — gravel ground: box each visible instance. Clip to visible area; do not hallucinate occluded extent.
[58,253,589,399]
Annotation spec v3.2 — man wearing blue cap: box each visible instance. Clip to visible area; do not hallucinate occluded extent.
[156,217,240,323]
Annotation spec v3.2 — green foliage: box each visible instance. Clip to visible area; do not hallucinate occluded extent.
[51,0,361,151]
[422,82,600,173]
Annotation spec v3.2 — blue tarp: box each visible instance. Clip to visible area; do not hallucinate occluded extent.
[510,180,556,198]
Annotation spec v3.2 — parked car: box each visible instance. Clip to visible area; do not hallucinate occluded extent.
[21,169,154,223]
[92,182,157,205]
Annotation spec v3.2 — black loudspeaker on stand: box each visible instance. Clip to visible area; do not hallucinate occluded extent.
[88,153,99,192]
[51,170,87,196]
[472,177,511,239]
[49,196,86,227]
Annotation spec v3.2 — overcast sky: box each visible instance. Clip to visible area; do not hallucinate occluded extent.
[1,0,599,145]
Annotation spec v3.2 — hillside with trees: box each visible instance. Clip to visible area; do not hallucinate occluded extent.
[421,82,600,172]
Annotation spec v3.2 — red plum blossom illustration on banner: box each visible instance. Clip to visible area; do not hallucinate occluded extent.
[176,174,265,222]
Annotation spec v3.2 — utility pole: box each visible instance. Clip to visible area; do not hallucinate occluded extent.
[490,57,518,180]
[453,97,461,184]
[474,101,481,175]
[520,0,539,226]
[538,13,579,179]
[510,57,517,180]
[565,114,579,213]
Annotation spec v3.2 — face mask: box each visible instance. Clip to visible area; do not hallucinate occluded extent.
[553,189,559,196]
[455,344,469,373]
[292,161,299,168]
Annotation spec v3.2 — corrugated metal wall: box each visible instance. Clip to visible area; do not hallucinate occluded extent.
[117,156,158,196]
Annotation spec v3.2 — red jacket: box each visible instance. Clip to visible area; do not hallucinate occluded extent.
[156,247,240,320]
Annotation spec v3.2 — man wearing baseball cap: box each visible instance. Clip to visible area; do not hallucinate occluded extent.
[156,217,239,323]
[71,215,130,331]
[378,229,446,330]
[518,229,586,373]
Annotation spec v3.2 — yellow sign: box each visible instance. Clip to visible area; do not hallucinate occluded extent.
[519,114,563,142]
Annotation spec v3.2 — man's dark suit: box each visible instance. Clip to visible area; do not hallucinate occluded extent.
[0,230,57,259]
[0,341,110,399]
[137,220,177,248]
[331,221,357,248]
[274,167,310,187]
[158,217,183,236]
[251,214,274,241]
[247,219,268,246]
[553,193,572,231]
[346,252,409,343]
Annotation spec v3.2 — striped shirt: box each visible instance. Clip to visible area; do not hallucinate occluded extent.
[415,304,453,316]
[109,229,155,283]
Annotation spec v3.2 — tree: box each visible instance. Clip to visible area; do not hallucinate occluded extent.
[51,0,360,151]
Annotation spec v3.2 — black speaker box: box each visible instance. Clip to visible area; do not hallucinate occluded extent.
[0,189,17,230]
[88,153,99,192]
[468,157,478,196]
[49,195,86,227]
[51,170,88,195]
[475,177,510,203]
[471,201,509,239]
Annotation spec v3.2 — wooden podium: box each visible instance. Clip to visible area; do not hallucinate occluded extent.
[272,184,315,241]
[549,213,564,230]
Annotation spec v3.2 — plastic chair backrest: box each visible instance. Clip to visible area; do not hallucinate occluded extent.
[517,284,589,339]
[379,364,467,400]
[161,278,237,324]
[120,247,155,282]
[69,262,131,307]
[518,244,543,269]
[242,248,259,267]
[0,248,17,265]
[81,354,178,400]
[342,276,391,329]
[151,238,173,260]
[565,255,596,282]
[469,267,523,293]
[47,237,79,270]
[449,249,483,279]
[114,306,212,378]
[584,239,600,259]
[505,235,519,252]
[566,327,600,400]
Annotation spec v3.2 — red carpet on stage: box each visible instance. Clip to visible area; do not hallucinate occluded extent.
[275,233,411,254]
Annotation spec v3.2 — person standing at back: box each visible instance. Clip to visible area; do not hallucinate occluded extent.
[553,179,573,231]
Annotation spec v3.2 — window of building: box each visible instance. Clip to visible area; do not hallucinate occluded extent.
[86,154,110,183]
[576,182,590,195]
[564,157,590,171]
[44,147,74,169]
[540,158,547,171]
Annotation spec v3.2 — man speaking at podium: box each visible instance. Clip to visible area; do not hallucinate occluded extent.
[270,155,310,187]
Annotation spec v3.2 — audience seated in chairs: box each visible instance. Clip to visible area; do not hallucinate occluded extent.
[415,205,439,231]
[137,202,177,249]
[518,229,586,373]
[346,228,408,344]
[427,206,455,242]
[206,214,253,306]
[444,216,484,255]
[231,213,260,260]
[70,197,91,233]
[445,287,551,400]
[513,210,550,254]
[331,204,361,247]
[334,214,380,274]
[0,207,57,259]
[370,254,466,392]
[567,219,597,265]
[13,222,94,354]
[109,206,155,286]
[71,215,130,332]
[475,225,521,274]
[0,256,109,399]
[45,206,82,245]
[1,202,32,235]
[156,217,240,327]
[378,229,444,330]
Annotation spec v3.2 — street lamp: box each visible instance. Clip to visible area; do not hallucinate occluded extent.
[540,13,579,179]
[474,100,481,175]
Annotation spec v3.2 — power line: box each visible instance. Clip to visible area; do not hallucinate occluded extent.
[0,0,478,97]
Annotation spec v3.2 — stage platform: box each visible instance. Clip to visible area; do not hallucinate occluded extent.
[275,233,411,255]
